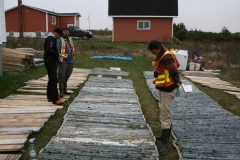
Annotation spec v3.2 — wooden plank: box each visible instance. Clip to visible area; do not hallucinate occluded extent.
[0,108,57,114]
[185,75,219,79]
[0,139,27,145]
[0,135,28,140]
[0,105,63,109]
[7,94,70,99]
[16,89,73,94]
[181,71,216,77]
[0,145,23,152]
[0,119,47,123]
[0,154,21,160]
[204,85,240,92]
[0,113,53,119]
[22,86,77,90]
[224,91,240,95]
[0,127,41,133]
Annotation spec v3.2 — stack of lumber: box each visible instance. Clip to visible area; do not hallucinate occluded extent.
[15,48,44,66]
[181,71,240,100]
[0,68,92,158]
[1,48,34,71]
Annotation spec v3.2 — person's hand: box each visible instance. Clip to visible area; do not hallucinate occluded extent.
[153,78,156,84]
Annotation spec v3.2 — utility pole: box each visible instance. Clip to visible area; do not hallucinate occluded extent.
[88,15,90,30]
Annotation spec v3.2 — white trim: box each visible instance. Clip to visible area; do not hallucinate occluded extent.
[137,20,151,30]
[46,13,48,32]
[74,16,76,26]
[0,0,7,43]
[112,18,114,42]
[110,15,178,18]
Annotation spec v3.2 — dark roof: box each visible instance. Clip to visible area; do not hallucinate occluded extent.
[5,4,81,17]
[108,0,178,17]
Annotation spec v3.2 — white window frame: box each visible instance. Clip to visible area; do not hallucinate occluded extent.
[67,24,73,27]
[137,20,151,30]
[52,16,56,25]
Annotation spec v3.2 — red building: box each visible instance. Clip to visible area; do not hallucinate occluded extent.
[108,0,178,42]
[5,0,81,37]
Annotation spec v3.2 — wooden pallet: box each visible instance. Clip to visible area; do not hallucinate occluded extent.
[0,68,92,156]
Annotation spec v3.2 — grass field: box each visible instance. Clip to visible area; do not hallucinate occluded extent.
[1,37,240,160]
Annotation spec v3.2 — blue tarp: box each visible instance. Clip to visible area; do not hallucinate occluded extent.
[91,55,133,61]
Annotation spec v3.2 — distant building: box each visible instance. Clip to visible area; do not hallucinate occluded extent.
[5,0,81,37]
[108,0,178,42]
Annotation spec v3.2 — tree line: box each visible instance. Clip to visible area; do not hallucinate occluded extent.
[173,23,240,42]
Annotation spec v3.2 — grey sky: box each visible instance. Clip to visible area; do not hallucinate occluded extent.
[4,0,240,33]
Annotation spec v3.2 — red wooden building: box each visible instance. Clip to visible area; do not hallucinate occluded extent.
[108,0,178,42]
[5,0,81,37]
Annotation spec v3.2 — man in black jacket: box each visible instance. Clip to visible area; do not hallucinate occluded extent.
[44,28,64,105]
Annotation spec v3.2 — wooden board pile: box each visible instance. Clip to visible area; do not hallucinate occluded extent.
[0,68,92,159]
[1,48,34,71]
[181,71,240,100]
[15,48,44,66]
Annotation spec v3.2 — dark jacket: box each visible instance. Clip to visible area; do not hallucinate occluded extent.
[44,34,59,63]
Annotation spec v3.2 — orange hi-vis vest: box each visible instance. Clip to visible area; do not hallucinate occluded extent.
[59,37,74,61]
[154,50,180,88]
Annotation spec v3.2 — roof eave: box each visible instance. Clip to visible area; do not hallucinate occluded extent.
[109,15,178,18]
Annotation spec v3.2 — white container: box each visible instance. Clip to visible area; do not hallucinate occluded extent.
[189,62,196,71]
[176,50,188,71]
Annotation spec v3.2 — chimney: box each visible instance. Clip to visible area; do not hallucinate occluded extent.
[18,0,23,37]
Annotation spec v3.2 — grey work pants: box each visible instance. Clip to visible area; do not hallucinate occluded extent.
[58,61,74,83]
[159,88,177,129]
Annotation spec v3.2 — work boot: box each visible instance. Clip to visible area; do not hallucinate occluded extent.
[59,82,64,98]
[159,129,171,155]
[53,99,64,105]
[64,82,71,95]
[155,125,172,141]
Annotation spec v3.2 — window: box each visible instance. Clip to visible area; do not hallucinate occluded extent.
[9,32,14,37]
[68,24,73,27]
[52,16,56,25]
[76,20,79,27]
[137,20,150,30]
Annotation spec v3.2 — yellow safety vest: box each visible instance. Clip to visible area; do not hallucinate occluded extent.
[154,50,180,87]
[60,37,74,60]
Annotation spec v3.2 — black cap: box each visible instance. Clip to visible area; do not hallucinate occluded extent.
[148,39,161,50]
[53,28,63,35]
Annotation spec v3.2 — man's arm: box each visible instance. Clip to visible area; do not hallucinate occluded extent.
[163,55,182,84]
[46,37,59,57]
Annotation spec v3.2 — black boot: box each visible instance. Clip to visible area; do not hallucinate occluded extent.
[155,125,172,141]
[59,82,64,98]
[159,129,170,155]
